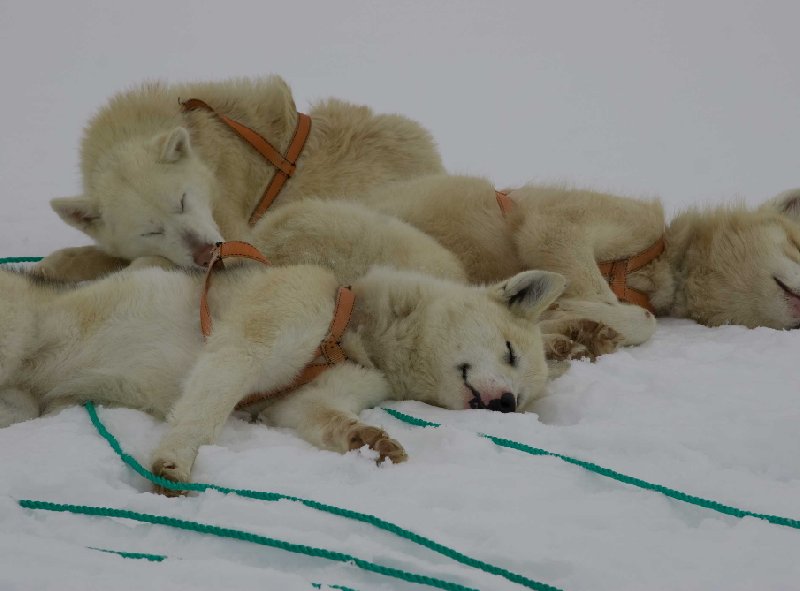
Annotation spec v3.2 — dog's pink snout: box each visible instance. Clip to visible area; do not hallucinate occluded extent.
[192,243,217,267]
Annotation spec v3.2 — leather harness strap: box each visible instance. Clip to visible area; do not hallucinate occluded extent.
[596,237,666,314]
[495,190,514,215]
[200,241,271,338]
[493,188,664,313]
[235,285,355,409]
[198,240,355,409]
[181,98,312,226]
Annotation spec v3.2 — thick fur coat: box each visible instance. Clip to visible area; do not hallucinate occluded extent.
[353,175,800,347]
[38,198,468,285]
[45,76,444,272]
[0,264,564,486]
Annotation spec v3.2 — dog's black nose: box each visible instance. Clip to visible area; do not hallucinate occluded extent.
[487,392,516,413]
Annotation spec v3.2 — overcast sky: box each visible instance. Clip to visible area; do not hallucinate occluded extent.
[1,0,798,253]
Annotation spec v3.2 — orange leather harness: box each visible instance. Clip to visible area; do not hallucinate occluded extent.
[199,241,355,409]
[494,190,664,313]
[596,238,665,314]
[181,98,312,226]
[495,190,514,215]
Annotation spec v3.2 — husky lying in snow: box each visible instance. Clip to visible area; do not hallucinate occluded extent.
[0,262,564,486]
[353,176,800,349]
[37,197,612,368]
[38,199,468,285]
[44,75,443,275]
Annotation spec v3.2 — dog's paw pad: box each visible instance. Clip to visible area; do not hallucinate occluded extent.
[151,458,189,497]
[347,425,407,464]
[544,334,574,360]
[372,437,408,464]
[566,319,621,359]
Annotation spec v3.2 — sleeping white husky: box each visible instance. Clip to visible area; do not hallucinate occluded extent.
[0,259,564,487]
[43,75,443,277]
[353,175,800,350]
[38,199,468,285]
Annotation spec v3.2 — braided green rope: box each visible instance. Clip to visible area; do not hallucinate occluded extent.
[89,546,166,561]
[0,256,43,264]
[311,584,360,591]
[19,499,478,591]
[0,255,559,590]
[383,408,800,530]
[88,548,359,590]
[85,402,561,591]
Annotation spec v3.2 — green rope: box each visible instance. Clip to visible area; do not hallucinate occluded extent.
[89,546,166,561]
[311,584,361,591]
[87,547,358,590]
[85,402,561,591]
[88,547,359,590]
[0,256,43,264]
[19,499,478,591]
[0,254,559,590]
[383,408,800,531]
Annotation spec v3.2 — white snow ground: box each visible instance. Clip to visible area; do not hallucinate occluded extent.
[1,2,799,590]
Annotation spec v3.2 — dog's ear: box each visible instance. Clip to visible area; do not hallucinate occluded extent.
[356,267,425,321]
[382,282,424,320]
[490,271,566,319]
[263,75,299,136]
[50,196,102,236]
[765,188,800,221]
[159,127,192,163]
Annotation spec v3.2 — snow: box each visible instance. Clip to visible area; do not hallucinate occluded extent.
[1,2,799,590]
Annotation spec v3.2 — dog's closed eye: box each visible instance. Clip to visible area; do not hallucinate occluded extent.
[505,341,517,367]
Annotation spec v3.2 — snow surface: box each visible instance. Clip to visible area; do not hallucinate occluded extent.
[1,2,799,590]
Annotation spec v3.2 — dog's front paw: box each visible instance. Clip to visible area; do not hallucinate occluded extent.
[151,456,191,497]
[543,333,588,361]
[35,246,127,282]
[566,319,621,359]
[347,424,408,464]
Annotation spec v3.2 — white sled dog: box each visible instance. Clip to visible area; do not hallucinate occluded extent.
[0,260,564,487]
[38,199,469,285]
[354,175,800,349]
[38,199,614,369]
[42,75,443,279]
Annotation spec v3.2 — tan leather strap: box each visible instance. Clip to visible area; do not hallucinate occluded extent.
[200,241,271,337]
[235,286,356,409]
[495,190,514,215]
[199,242,355,409]
[181,98,312,226]
[492,186,663,312]
[597,236,666,313]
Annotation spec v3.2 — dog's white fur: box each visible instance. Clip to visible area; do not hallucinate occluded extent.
[46,76,443,272]
[0,263,563,485]
[353,175,800,345]
[250,199,467,283]
[38,198,468,284]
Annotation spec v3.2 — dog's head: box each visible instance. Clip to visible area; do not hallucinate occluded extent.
[50,127,223,269]
[676,189,800,329]
[354,268,566,413]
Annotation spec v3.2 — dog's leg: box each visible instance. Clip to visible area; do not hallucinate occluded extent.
[151,342,310,492]
[260,364,407,464]
[0,388,39,428]
[34,246,128,282]
[514,217,618,301]
[542,298,656,347]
